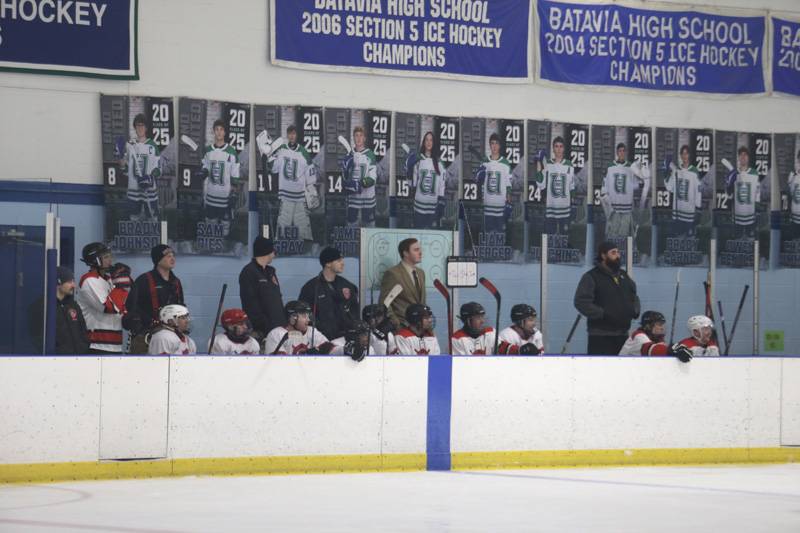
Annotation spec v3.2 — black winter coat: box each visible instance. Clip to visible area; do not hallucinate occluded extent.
[574,263,641,336]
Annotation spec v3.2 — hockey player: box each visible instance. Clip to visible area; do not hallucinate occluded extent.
[263,300,334,355]
[412,131,447,229]
[148,304,197,355]
[119,113,160,222]
[497,304,544,355]
[341,126,378,227]
[786,150,800,240]
[271,125,318,245]
[535,136,575,235]
[618,311,692,362]
[476,133,513,233]
[725,146,760,239]
[664,144,703,237]
[600,142,650,240]
[210,308,260,355]
[199,119,241,237]
[330,320,372,362]
[674,315,720,357]
[395,304,441,355]
[362,303,398,355]
[452,302,496,355]
[76,243,128,354]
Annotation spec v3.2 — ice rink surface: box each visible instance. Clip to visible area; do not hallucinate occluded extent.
[1,464,799,532]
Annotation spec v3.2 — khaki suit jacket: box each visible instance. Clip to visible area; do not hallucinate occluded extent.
[379,262,426,327]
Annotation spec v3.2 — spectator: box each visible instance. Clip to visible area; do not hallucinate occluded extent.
[298,246,359,340]
[379,237,426,328]
[239,236,285,340]
[574,241,640,355]
[148,304,196,355]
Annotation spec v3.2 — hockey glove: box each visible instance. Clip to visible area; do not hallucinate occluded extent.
[343,177,362,195]
[474,164,487,190]
[435,197,446,219]
[404,150,418,180]
[519,343,540,355]
[669,343,693,363]
[663,155,673,173]
[255,130,273,156]
[725,169,738,193]
[110,263,132,290]
[535,149,548,163]
[503,201,513,221]
[136,173,154,188]
[348,342,367,362]
[114,136,128,160]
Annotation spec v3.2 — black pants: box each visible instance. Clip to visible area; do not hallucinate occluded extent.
[587,335,627,355]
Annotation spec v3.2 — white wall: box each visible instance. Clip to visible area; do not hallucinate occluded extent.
[1,0,799,185]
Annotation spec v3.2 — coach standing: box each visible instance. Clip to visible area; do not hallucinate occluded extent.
[574,241,640,355]
[239,236,285,340]
[379,237,426,328]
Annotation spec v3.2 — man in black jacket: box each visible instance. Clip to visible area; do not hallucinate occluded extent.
[239,236,285,340]
[30,266,90,354]
[574,241,641,355]
[298,246,359,340]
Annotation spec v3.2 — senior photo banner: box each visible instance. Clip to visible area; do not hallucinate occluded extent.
[537,0,766,95]
[772,16,800,97]
[271,0,531,82]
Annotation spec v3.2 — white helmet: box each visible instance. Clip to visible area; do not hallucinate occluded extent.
[160,304,189,325]
[687,315,713,334]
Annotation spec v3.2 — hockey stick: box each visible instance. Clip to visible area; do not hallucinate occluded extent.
[337,135,352,154]
[180,134,199,152]
[478,277,501,355]
[401,143,410,155]
[383,283,403,309]
[669,269,681,345]
[207,283,227,354]
[310,276,321,353]
[720,158,734,172]
[717,300,730,355]
[432,279,453,355]
[561,314,582,355]
[725,285,750,356]
[704,272,720,347]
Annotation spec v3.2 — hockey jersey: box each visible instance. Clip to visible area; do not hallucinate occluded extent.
[497,326,544,354]
[675,336,720,357]
[537,158,575,219]
[125,138,160,203]
[452,327,496,355]
[274,144,316,203]
[366,331,397,355]
[148,328,197,355]
[602,161,640,215]
[732,167,760,226]
[77,271,125,352]
[210,333,260,355]
[618,329,669,356]
[348,148,378,209]
[202,143,240,208]
[395,328,441,355]
[788,171,800,224]
[665,165,702,223]
[413,155,447,215]
[263,326,330,355]
[480,156,513,216]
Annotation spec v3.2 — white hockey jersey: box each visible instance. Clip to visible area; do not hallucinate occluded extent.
[665,165,702,223]
[148,328,197,355]
[732,167,760,225]
[481,156,513,216]
[395,328,441,355]
[77,271,124,352]
[264,326,330,355]
[329,331,397,356]
[788,171,800,224]
[348,148,378,209]
[125,138,160,203]
[452,327,497,355]
[210,333,260,355]
[413,155,447,215]
[603,161,640,214]
[202,143,240,208]
[497,326,544,354]
[618,329,669,356]
[676,337,720,357]
[274,144,316,203]
[538,158,575,219]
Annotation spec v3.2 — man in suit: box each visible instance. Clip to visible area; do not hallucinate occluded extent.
[379,238,426,328]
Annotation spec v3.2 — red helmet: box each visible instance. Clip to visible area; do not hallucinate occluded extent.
[221,308,248,327]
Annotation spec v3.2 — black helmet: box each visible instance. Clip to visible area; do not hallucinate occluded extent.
[641,310,666,329]
[285,300,312,317]
[511,304,537,324]
[459,302,485,323]
[81,242,111,268]
[362,303,387,323]
[405,303,432,326]
[345,320,371,342]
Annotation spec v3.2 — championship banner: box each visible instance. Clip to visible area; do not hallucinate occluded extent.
[537,0,767,95]
[460,117,524,262]
[525,120,588,265]
[590,125,652,266]
[0,0,137,79]
[775,133,800,267]
[176,98,251,256]
[653,127,714,267]
[773,17,800,97]
[253,105,325,257]
[100,95,177,254]
[394,114,460,231]
[714,130,771,268]
[271,0,530,82]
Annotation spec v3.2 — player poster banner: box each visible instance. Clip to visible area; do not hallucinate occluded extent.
[776,133,800,267]
[0,0,138,79]
[591,125,653,266]
[394,114,460,231]
[537,0,767,95]
[254,105,324,257]
[525,120,588,264]
[773,17,800,97]
[100,95,177,254]
[176,98,251,256]
[653,127,714,267]
[460,117,525,262]
[322,108,392,257]
[714,130,771,268]
[271,0,530,82]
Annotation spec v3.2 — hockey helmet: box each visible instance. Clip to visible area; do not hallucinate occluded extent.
[641,311,666,329]
[81,242,112,268]
[285,300,312,318]
[459,302,485,323]
[160,304,190,325]
[405,303,432,327]
[510,304,537,324]
[221,308,249,327]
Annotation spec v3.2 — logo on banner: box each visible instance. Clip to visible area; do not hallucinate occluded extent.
[614,173,627,194]
[552,174,567,198]
[736,182,752,204]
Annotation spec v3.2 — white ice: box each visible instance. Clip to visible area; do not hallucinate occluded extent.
[1,464,799,532]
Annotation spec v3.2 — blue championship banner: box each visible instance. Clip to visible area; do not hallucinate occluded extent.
[0,0,137,79]
[773,16,800,97]
[271,0,530,82]
[537,0,766,95]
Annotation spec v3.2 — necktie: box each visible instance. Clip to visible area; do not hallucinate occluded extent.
[412,269,421,297]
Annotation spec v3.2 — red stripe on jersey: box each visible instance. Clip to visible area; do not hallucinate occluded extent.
[88,330,122,344]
